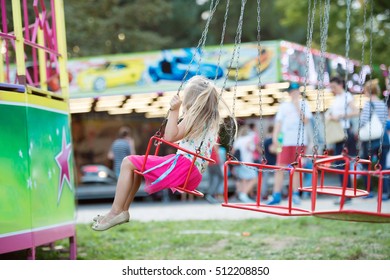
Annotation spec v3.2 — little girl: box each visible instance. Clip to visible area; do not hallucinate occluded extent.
[92,75,226,231]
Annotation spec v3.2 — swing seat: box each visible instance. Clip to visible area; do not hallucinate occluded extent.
[134,135,215,198]
[298,154,370,198]
[222,160,312,217]
[313,210,390,223]
[312,168,390,223]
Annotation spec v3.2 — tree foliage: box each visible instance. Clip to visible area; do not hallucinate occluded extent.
[274,0,389,66]
[63,0,389,69]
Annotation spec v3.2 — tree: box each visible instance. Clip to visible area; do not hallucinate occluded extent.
[274,0,390,66]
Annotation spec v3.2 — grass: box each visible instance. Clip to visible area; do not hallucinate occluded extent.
[2,217,390,260]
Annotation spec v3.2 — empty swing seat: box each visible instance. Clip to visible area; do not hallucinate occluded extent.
[313,210,390,223]
[298,154,370,199]
[221,160,313,217]
[312,167,390,223]
[134,135,215,197]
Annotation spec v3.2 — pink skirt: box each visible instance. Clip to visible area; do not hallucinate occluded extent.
[128,154,202,194]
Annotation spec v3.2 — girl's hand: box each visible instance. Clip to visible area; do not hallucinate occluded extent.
[170,95,182,112]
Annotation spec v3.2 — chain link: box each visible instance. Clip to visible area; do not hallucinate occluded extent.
[176,0,218,95]
[296,0,317,159]
[214,0,231,81]
[356,0,368,155]
[315,0,330,154]
[256,0,266,162]
[196,0,221,75]
[218,0,247,156]
[342,0,351,149]
[155,0,220,137]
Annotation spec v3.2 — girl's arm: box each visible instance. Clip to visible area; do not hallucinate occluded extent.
[164,95,186,142]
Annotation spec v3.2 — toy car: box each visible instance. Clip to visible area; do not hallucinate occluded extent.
[148,49,224,82]
[226,48,273,80]
[76,59,145,92]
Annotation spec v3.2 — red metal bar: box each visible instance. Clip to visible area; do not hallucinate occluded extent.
[377,172,383,213]
[150,136,215,163]
[140,136,154,172]
[256,169,262,206]
[287,167,294,214]
[181,154,197,190]
[222,160,313,216]
[134,136,215,197]
[223,161,230,204]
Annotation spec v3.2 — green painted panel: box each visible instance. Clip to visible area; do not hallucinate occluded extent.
[26,106,76,228]
[0,104,32,234]
[0,99,76,235]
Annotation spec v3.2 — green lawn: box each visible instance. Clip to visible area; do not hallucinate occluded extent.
[3,217,390,260]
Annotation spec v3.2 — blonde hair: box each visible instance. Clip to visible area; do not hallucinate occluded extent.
[181,76,228,140]
[364,79,381,96]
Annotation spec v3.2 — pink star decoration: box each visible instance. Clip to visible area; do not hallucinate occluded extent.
[55,128,73,203]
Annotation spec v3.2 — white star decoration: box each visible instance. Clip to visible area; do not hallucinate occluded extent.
[55,127,73,204]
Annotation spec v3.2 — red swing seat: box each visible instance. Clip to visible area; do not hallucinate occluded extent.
[221,160,313,216]
[134,135,215,197]
[312,166,390,223]
[297,154,370,202]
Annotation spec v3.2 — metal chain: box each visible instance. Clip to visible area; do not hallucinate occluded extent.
[367,0,373,157]
[256,0,266,162]
[296,0,317,159]
[176,0,218,95]
[155,0,220,138]
[196,0,221,75]
[228,0,247,154]
[217,0,247,158]
[313,0,323,154]
[214,0,231,81]
[356,0,368,156]
[315,0,330,155]
[371,0,387,166]
[342,0,351,150]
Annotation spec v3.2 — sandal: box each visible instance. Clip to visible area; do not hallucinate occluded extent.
[92,214,104,223]
[91,211,130,231]
[92,211,129,223]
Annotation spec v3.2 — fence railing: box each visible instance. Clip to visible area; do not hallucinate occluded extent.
[0,0,69,97]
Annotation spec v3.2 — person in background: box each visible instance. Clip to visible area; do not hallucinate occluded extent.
[232,125,257,203]
[108,126,136,178]
[267,82,313,205]
[260,125,277,200]
[205,143,224,204]
[360,79,389,201]
[249,122,261,164]
[326,76,359,204]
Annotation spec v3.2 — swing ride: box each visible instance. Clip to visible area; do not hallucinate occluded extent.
[220,0,390,223]
[134,0,390,223]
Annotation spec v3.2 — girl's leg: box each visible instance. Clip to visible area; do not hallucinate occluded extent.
[99,158,137,223]
[123,173,142,210]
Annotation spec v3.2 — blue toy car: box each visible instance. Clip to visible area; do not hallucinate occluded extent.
[148,49,224,82]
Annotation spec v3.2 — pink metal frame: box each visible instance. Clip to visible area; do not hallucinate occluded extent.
[134,135,216,197]
[0,1,75,259]
[0,0,60,88]
[0,224,76,259]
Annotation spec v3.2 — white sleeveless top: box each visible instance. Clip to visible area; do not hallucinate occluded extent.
[177,130,216,173]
